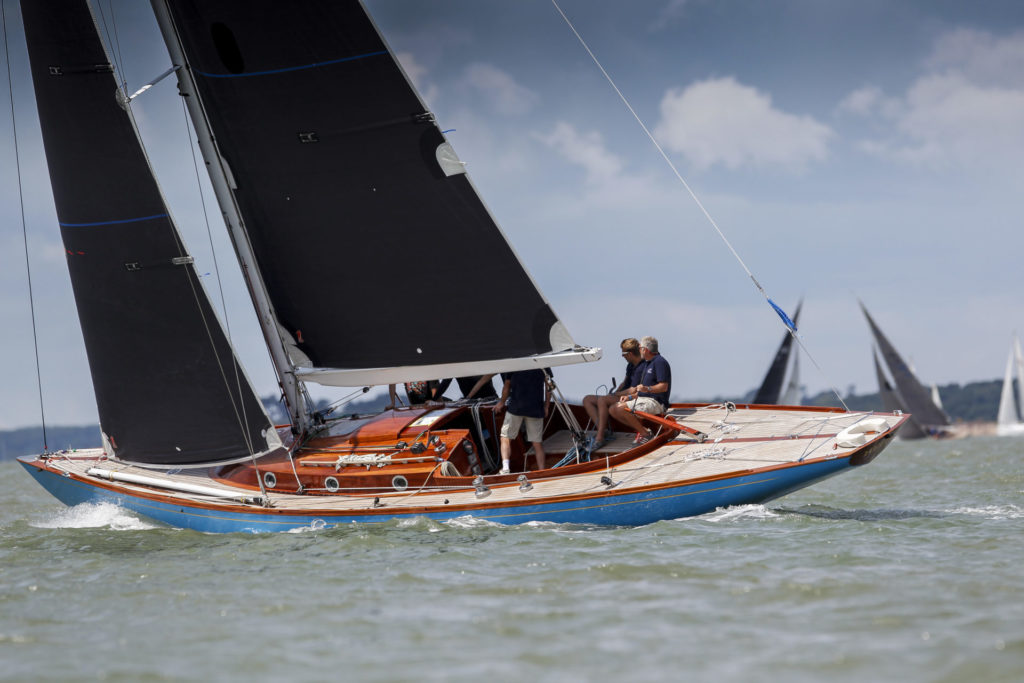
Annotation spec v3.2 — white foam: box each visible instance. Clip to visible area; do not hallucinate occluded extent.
[34,502,157,531]
[443,515,503,529]
[702,504,779,522]
[285,518,328,533]
[950,505,1023,520]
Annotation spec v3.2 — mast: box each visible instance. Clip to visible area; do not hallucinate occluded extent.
[149,0,309,434]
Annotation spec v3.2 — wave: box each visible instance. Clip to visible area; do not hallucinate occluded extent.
[32,501,157,531]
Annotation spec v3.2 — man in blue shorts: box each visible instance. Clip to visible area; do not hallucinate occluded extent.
[495,368,552,473]
[609,336,671,444]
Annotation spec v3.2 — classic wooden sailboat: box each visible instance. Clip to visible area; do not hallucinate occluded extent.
[996,333,1024,437]
[861,302,952,439]
[15,0,906,532]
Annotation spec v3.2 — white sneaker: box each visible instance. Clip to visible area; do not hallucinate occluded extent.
[499,466,511,475]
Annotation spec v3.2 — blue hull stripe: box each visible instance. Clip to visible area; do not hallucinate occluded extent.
[20,456,853,533]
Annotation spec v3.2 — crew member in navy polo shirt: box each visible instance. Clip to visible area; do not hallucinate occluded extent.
[582,337,643,451]
[495,368,552,473]
[609,336,671,444]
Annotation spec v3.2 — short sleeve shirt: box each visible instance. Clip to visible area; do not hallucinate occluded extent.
[615,361,641,393]
[637,354,671,408]
[501,368,549,418]
[456,375,497,399]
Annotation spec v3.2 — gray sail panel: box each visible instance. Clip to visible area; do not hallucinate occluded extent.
[160,0,576,373]
[21,0,277,466]
[873,349,926,439]
[860,304,950,428]
[752,302,801,404]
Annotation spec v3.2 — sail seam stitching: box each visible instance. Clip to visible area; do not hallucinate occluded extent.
[59,213,168,227]
[194,50,388,78]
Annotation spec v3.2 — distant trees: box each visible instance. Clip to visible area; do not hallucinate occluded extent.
[802,380,1002,423]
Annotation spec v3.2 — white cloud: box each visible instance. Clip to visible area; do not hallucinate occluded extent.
[653,77,833,171]
[845,29,1024,170]
[926,28,1024,87]
[893,73,1024,166]
[535,122,624,184]
[460,63,538,116]
[395,51,439,106]
[649,0,690,32]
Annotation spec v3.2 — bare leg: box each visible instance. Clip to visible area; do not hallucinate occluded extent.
[531,441,545,471]
[595,394,619,439]
[500,437,512,472]
[582,394,599,430]
[609,402,650,438]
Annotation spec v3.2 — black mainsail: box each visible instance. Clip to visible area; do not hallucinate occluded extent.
[861,303,949,436]
[752,301,802,405]
[153,0,597,388]
[21,0,279,466]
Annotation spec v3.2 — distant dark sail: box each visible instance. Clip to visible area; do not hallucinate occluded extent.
[157,0,583,381]
[873,348,926,439]
[752,301,802,404]
[861,303,949,433]
[22,0,278,466]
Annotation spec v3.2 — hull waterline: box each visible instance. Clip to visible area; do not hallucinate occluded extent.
[17,404,899,533]
[20,452,865,531]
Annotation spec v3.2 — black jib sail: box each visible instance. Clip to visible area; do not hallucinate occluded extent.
[154,0,594,385]
[752,301,802,404]
[21,0,279,466]
[861,303,950,433]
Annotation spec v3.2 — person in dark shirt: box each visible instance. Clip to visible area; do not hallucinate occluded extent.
[609,336,671,444]
[456,374,498,400]
[582,338,643,450]
[385,379,451,409]
[495,368,552,472]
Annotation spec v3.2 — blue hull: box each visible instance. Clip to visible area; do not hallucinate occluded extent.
[19,451,870,533]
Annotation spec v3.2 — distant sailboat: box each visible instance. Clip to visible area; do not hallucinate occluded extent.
[861,303,952,439]
[752,302,802,405]
[996,333,1024,437]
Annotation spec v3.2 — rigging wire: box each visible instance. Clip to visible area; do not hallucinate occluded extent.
[94,0,127,92]
[178,97,261,458]
[3,2,49,451]
[88,12,267,471]
[550,0,848,410]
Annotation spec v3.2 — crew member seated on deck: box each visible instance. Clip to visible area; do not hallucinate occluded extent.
[495,368,552,473]
[582,337,643,451]
[609,336,671,445]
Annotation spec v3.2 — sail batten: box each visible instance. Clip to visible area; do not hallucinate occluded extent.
[21,0,278,466]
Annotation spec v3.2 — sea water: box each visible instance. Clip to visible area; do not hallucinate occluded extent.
[1,437,1022,682]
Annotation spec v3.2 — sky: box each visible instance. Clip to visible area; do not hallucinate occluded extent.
[2,0,1024,430]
